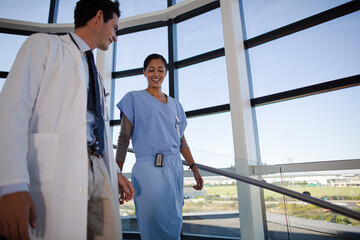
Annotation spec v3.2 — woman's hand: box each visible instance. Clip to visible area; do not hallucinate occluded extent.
[180,146,203,190]
[192,170,203,190]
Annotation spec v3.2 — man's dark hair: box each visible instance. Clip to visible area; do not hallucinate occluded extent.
[143,54,168,71]
[74,0,120,29]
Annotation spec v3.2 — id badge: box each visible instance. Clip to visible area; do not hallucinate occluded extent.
[175,116,181,138]
[176,125,180,138]
[154,153,164,167]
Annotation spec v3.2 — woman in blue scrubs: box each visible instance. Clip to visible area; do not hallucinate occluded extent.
[115,54,203,240]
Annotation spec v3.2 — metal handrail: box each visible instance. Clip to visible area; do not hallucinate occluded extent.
[183,161,360,221]
[116,145,360,220]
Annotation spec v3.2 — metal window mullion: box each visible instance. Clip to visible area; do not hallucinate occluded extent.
[48,0,59,24]
[168,19,178,100]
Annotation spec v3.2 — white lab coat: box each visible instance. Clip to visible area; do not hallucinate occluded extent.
[0,33,120,239]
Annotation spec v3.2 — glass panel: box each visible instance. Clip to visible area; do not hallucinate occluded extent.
[0,79,5,93]
[118,0,167,19]
[178,57,228,111]
[256,86,360,165]
[115,27,168,71]
[57,0,78,23]
[241,0,351,39]
[0,33,27,71]
[183,173,240,238]
[176,8,224,60]
[0,0,50,23]
[112,74,169,121]
[263,168,360,239]
[249,11,360,97]
[185,113,234,168]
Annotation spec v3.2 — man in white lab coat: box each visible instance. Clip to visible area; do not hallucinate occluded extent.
[0,0,134,239]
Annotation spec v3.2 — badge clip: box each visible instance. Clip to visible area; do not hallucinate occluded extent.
[154,153,164,167]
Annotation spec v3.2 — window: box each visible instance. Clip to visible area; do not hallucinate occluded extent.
[241,0,351,39]
[176,8,224,60]
[178,57,228,111]
[0,79,5,93]
[118,0,167,19]
[0,0,50,23]
[185,112,234,168]
[115,27,168,71]
[57,0,78,23]
[248,11,360,98]
[255,86,360,165]
[0,33,27,72]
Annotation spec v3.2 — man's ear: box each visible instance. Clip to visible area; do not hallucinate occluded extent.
[95,10,104,25]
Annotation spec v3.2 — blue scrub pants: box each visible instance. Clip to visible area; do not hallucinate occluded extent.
[131,154,183,240]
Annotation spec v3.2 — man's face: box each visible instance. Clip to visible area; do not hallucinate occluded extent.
[97,13,119,51]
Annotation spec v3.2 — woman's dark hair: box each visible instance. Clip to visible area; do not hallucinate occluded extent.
[74,0,120,29]
[143,54,168,71]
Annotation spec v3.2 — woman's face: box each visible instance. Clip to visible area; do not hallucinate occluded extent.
[144,58,167,89]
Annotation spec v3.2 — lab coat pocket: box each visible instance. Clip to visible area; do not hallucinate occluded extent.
[27,133,59,183]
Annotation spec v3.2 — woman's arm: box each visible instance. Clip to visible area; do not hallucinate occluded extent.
[180,136,203,190]
[115,114,132,172]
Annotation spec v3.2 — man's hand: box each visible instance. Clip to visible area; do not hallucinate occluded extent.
[117,173,135,205]
[0,191,37,240]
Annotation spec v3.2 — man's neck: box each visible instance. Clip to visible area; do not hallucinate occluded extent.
[74,27,96,50]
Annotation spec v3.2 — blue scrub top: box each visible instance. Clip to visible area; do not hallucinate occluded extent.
[117,89,187,158]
